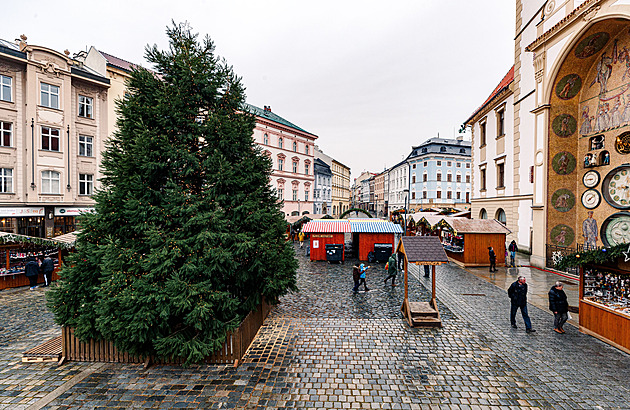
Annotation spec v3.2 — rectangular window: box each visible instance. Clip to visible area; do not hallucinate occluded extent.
[447,191,452,199]
[41,83,60,109]
[481,169,486,190]
[457,192,461,200]
[437,173,442,182]
[78,135,93,157]
[437,190,442,199]
[480,121,487,146]
[423,173,427,182]
[447,174,452,182]
[437,161,442,166]
[411,192,416,199]
[293,162,298,173]
[0,121,12,147]
[41,126,60,151]
[456,175,461,183]
[78,95,93,118]
[305,191,309,201]
[412,164,416,169]
[456,163,461,168]
[497,109,505,136]
[79,174,93,195]
[278,158,284,171]
[466,175,470,183]
[412,175,416,183]
[447,161,452,167]
[42,170,60,194]
[305,164,309,175]
[278,188,284,201]
[423,191,427,199]
[0,75,12,102]
[497,163,505,188]
[466,163,470,168]
[466,192,470,202]
[423,161,427,167]
[292,189,298,201]
[0,168,12,193]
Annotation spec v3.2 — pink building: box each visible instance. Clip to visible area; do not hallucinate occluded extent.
[247,104,317,217]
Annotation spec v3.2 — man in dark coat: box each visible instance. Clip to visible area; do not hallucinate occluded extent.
[384,253,398,286]
[548,281,569,334]
[24,256,40,290]
[507,276,535,333]
[508,240,518,267]
[488,246,497,272]
[40,256,55,287]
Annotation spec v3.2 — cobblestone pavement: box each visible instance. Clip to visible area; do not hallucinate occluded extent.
[0,245,629,409]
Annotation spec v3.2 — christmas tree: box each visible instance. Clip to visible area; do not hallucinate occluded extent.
[48,22,297,364]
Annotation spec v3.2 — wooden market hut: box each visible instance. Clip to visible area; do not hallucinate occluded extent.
[415,216,511,267]
[348,219,403,261]
[302,220,351,261]
[397,236,449,327]
[0,231,76,290]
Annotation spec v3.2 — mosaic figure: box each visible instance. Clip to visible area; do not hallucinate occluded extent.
[622,94,630,124]
[595,103,610,132]
[583,211,598,250]
[610,96,622,128]
[552,114,577,137]
[590,135,604,150]
[552,189,575,212]
[590,52,613,96]
[602,151,610,165]
[556,74,582,100]
[580,106,593,135]
[552,151,576,175]
[584,153,595,168]
[575,32,609,59]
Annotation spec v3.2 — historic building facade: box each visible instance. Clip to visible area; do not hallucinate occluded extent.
[331,159,351,217]
[248,104,317,217]
[0,37,109,238]
[313,158,332,215]
[465,67,533,250]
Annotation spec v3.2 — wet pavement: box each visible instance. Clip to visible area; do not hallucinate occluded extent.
[0,244,629,409]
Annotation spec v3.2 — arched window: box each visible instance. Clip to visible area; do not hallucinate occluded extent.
[496,208,506,225]
[278,137,283,149]
[263,133,269,145]
[440,147,446,152]
[480,208,487,219]
[305,145,309,155]
[293,141,297,152]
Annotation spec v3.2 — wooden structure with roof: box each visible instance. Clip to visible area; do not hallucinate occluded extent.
[397,236,449,327]
[302,220,351,261]
[348,219,403,261]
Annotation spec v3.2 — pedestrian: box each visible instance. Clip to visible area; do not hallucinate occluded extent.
[508,240,518,267]
[356,263,370,292]
[24,256,40,290]
[384,253,397,286]
[41,255,55,287]
[299,231,305,248]
[423,265,430,277]
[548,281,569,334]
[488,246,497,272]
[352,265,360,292]
[507,276,535,333]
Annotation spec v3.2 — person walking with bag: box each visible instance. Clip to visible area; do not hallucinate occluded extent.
[384,254,397,286]
[548,282,569,334]
[508,240,518,267]
[508,276,535,333]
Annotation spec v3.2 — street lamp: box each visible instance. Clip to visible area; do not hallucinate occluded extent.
[403,189,409,236]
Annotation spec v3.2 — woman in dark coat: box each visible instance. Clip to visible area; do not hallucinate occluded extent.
[548,282,569,333]
[24,256,40,290]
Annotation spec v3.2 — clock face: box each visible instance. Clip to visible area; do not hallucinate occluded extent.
[602,212,630,247]
[603,166,630,209]
[583,170,600,188]
[581,189,601,209]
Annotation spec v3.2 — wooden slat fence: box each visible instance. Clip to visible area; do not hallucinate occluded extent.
[62,298,271,366]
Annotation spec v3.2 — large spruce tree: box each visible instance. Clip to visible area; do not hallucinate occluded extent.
[48,23,297,363]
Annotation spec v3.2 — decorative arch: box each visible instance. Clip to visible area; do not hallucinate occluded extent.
[339,208,373,219]
[495,208,506,224]
[479,208,487,219]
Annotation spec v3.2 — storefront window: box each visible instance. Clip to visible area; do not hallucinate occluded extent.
[17,217,45,238]
[54,216,76,237]
[0,217,15,233]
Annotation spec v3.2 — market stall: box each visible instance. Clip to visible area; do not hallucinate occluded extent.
[415,216,510,267]
[579,262,630,354]
[397,236,449,327]
[302,220,351,262]
[0,231,76,290]
[348,219,403,262]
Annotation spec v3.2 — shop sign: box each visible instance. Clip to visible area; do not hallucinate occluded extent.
[313,240,319,249]
[0,207,45,217]
[312,234,333,238]
[54,207,95,216]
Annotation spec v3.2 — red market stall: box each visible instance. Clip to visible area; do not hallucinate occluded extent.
[302,220,351,262]
[0,231,76,290]
[349,219,403,262]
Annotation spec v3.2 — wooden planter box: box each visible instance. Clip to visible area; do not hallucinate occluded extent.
[61,298,272,366]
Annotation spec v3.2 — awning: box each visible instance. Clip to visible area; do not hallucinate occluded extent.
[302,220,351,233]
[0,231,75,250]
[349,219,403,233]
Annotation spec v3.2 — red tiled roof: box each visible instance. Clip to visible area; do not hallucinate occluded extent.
[466,66,514,123]
[99,50,140,72]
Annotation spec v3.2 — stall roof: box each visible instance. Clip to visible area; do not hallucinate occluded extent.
[52,230,80,247]
[399,236,449,265]
[348,219,403,233]
[0,231,75,250]
[415,216,511,234]
[302,220,351,233]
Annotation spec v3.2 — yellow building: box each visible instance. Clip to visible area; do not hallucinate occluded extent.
[331,159,351,217]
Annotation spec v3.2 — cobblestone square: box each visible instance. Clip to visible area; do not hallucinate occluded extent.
[1,246,629,409]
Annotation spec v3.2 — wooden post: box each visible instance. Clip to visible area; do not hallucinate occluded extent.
[431,264,436,307]
[404,254,408,302]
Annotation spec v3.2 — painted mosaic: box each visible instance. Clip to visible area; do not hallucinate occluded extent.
[552,114,577,137]
[574,32,610,59]
[552,151,576,175]
[551,189,575,212]
[549,224,575,246]
[555,74,582,100]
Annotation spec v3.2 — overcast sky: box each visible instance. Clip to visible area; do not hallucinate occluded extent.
[4,0,515,179]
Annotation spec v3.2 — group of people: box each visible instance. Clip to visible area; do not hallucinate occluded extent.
[25,254,55,290]
[508,275,569,334]
[351,252,430,292]
[488,240,519,272]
